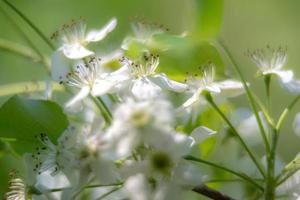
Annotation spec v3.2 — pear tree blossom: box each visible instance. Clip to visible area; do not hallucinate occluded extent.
[3,6,300,200]
[248,46,300,93]
[51,18,117,59]
[114,54,187,99]
[182,64,244,109]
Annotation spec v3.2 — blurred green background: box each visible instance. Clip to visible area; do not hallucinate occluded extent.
[0,0,300,199]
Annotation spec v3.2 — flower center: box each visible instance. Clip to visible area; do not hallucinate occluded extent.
[130,109,151,127]
[150,151,173,173]
[63,57,101,89]
[120,54,159,79]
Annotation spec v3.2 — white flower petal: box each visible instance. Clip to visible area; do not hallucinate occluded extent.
[205,84,221,93]
[131,78,162,99]
[62,43,94,59]
[91,78,118,96]
[216,80,245,97]
[85,18,117,42]
[182,91,201,109]
[51,50,70,81]
[190,126,217,144]
[100,49,123,65]
[271,69,294,83]
[282,79,300,93]
[65,86,90,108]
[170,133,194,157]
[125,174,150,200]
[293,113,300,137]
[150,73,187,92]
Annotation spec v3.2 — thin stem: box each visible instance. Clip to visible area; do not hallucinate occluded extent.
[2,0,55,50]
[276,166,300,186]
[265,129,277,200]
[50,182,123,193]
[276,93,300,131]
[204,93,266,178]
[215,39,270,155]
[184,155,264,191]
[0,6,50,72]
[97,96,113,118]
[0,38,40,61]
[90,95,112,125]
[192,184,236,200]
[205,178,264,184]
[252,93,275,127]
[96,186,122,200]
[0,81,64,97]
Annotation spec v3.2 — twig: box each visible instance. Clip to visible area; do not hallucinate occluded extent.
[192,184,236,200]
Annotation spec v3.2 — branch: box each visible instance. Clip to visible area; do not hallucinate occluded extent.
[192,184,236,200]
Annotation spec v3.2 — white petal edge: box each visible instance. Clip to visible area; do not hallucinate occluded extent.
[91,78,119,96]
[85,18,117,42]
[282,79,300,93]
[62,43,94,59]
[65,86,90,108]
[131,78,162,99]
[182,90,201,109]
[150,73,188,92]
[271,69,294,83]
[293,113,300,137]
[190,126,217,144]
[51,50,70,81]
[216,80,245,97]
[125,174,150,200]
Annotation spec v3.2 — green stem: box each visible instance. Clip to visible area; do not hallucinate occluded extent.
[90,95,112,125]
[276,93,300,131]
[0,81,64,97]
[96,186,122,200]
[265,129,277,200]
[97,96,113,118]
[2,0,55,50]
[0,38,40,61]
[276,166,300,187]
[204,92,266,178]
[205,178,264,184]
[50,182,123,193]
[0,6,50,72]
[215,39,271,155]
[184,155,263,191]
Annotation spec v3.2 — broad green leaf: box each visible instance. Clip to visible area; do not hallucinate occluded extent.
[159,41,224,81]
[0,95,68,154]
[193,0,224,40]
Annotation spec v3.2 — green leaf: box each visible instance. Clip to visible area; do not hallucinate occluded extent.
[193,0,224,40]
[0,95,68,155]
[159,41,224,81]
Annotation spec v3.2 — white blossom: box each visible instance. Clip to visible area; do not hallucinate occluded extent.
[114,55,187,99]
[182,64,244,108]
[60,57,124,108]
[104,98,174,158]
[52,18,117,59]
[121,19,168,51]
[31,126,78,176]
[248,46,300,93]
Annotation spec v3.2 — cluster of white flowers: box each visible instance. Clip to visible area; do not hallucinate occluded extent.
[5,17,300,200]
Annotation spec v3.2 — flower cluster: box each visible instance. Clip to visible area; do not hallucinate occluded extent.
[5,16,300,200]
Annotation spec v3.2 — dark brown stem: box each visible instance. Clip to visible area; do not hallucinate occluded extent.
[192,184,236,200]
